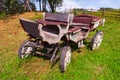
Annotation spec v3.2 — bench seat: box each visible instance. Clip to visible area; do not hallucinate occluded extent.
[37,19,67,26]
[68,27,81,33]
[73,14,101,30]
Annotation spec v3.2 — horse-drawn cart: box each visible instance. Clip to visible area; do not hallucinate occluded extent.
[18,13,104,72]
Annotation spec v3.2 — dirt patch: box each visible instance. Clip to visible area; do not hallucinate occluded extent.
[94,65,105,75]
[0,12,54,79]
[0,12,42,36]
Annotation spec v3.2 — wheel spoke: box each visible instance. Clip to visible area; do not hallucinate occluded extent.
[19,40,33,58]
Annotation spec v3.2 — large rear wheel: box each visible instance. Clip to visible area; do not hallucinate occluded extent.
[59,46,71,72]
[18,40,34,58]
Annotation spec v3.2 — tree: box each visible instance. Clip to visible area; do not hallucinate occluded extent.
[42,0,47,11]
[48,0,63,12]
[4,0,24,14]
[36,0,47,11]
[100,7,114,11]
[24,0,32,12]
[36,0,63,12]
[0,1,7,12]
[36,0,42,11]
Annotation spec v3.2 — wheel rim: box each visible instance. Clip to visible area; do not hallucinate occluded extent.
[21,42,33,58]
[64,48,71,70]
[93,32,103,50]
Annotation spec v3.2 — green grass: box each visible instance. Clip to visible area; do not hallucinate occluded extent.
[0,14,120,80]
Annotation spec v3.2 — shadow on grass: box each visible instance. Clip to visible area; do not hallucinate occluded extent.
[17,39,92,70]
[84,40,91,50]
[18,55,34,67]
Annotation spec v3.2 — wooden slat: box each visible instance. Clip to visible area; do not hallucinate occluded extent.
[45,13,69,22]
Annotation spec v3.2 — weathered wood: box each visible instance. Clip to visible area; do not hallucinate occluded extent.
[45,13,70,22]
[19,18,41,38]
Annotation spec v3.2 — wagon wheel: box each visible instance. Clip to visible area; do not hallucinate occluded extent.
[59,46,71,72]
[90,31,103,50]
[18,40,34,58]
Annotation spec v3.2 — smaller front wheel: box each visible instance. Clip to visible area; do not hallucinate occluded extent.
[59,46,71,72]
[18,40,34,58]
[90,31,103,50]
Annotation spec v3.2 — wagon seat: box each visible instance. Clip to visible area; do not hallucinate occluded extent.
[37,13,74,44]
[68,14,102,39]
[72,14,102,30]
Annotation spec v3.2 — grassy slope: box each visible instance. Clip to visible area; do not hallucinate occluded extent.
[0,12,120,80]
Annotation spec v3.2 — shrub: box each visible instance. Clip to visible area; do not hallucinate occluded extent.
[0,12,7,20]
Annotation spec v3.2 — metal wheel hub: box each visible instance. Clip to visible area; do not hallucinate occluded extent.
[21,42,33,58]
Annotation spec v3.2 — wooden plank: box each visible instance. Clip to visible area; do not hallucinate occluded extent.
[45,13,69,22]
